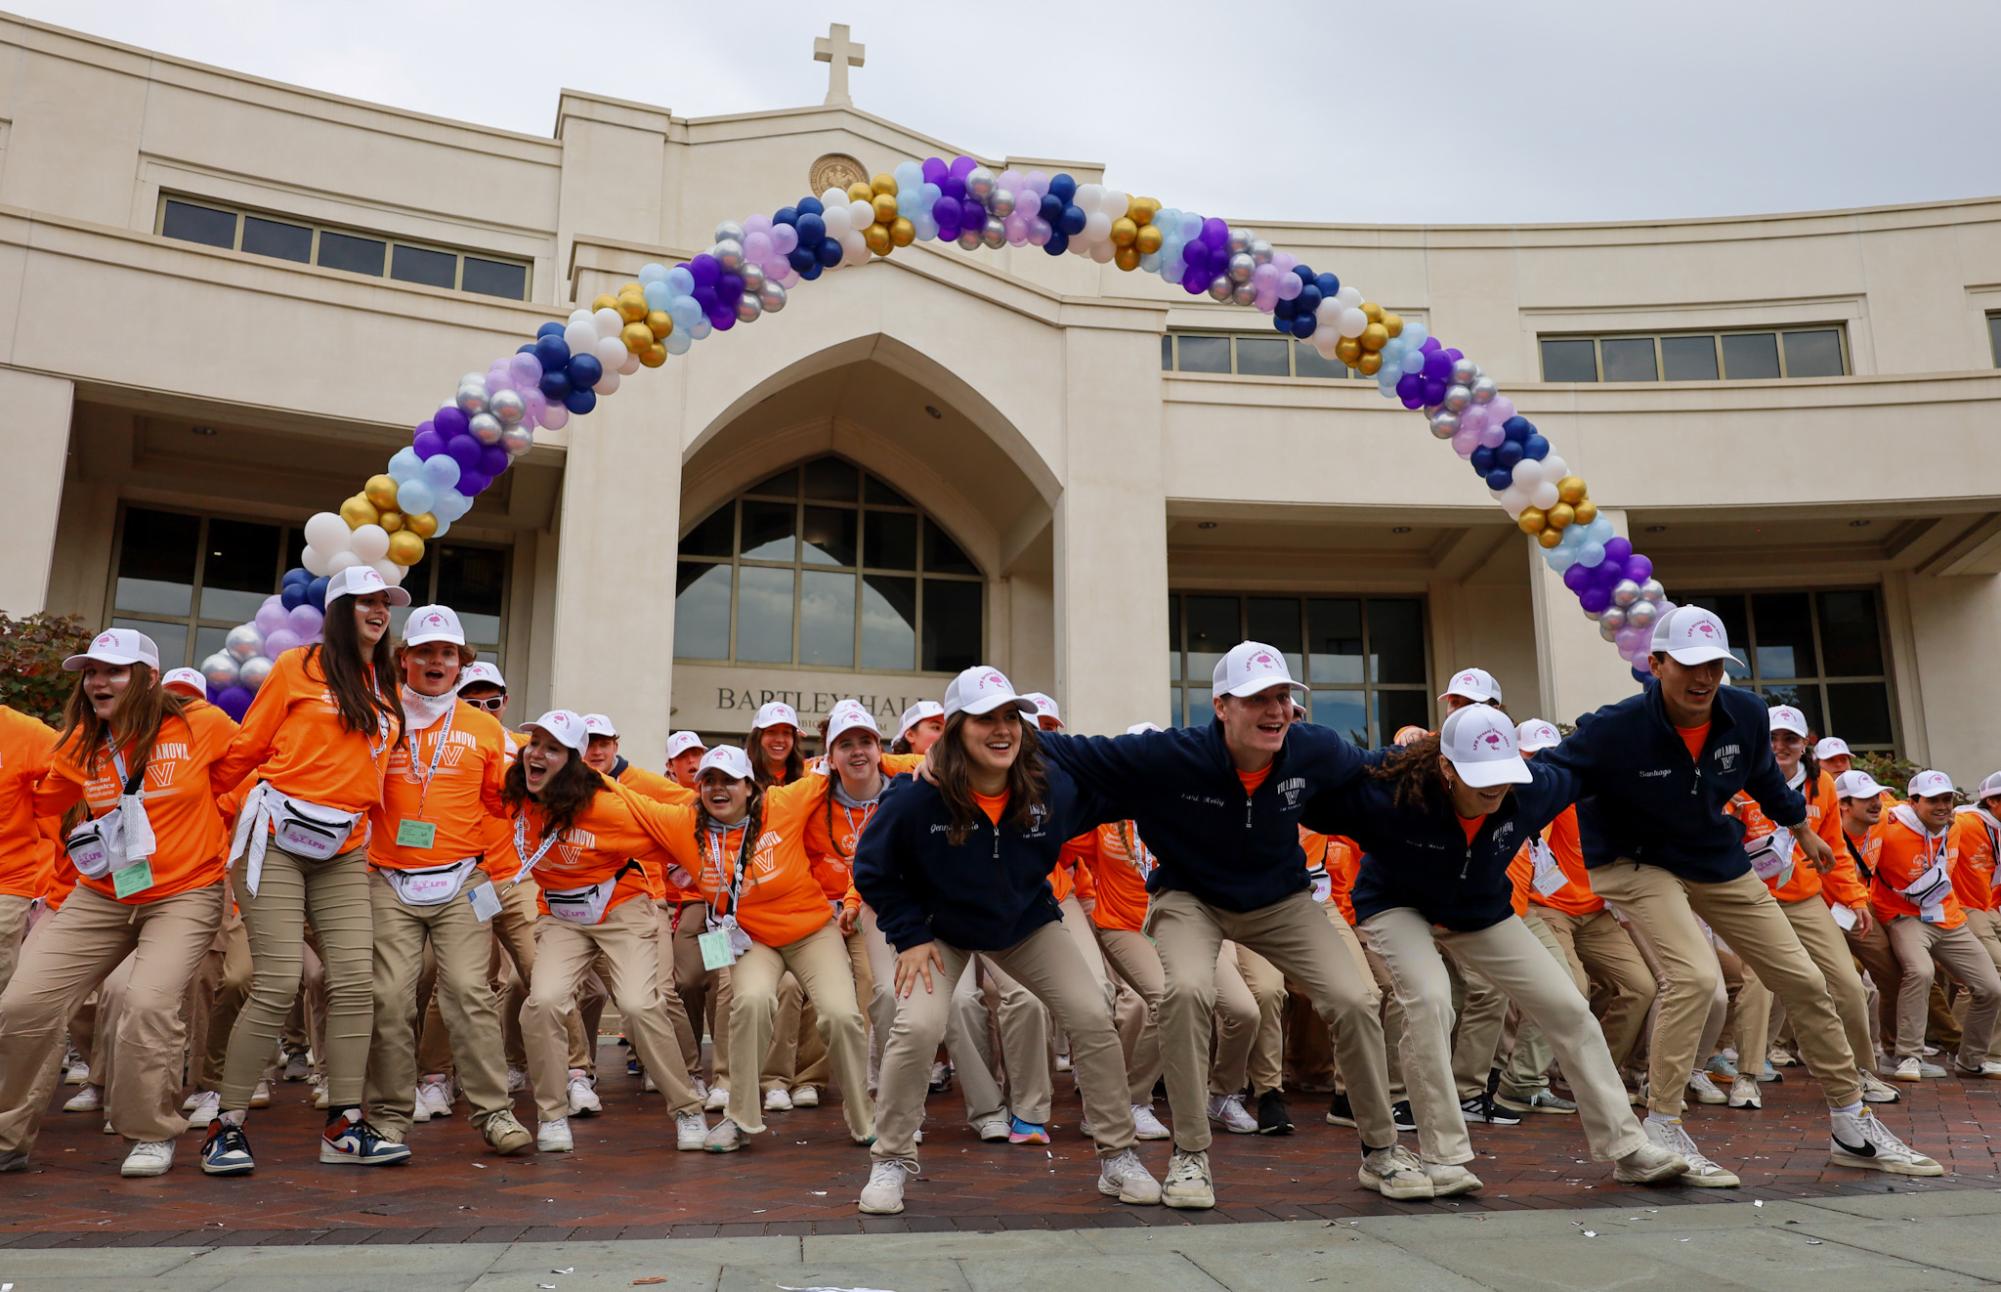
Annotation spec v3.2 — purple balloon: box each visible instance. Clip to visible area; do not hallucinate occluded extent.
[286,604,323,637]
[1200,217,1229,249]
[214,685,253,722]
[1423,350,1454,380]
[1396,373,1423,400]
[1579,587,1612,615]
[480,445,509,476]
[1421,336,1443,354]
[1401,395,1426,410]
[711,309,735,332]
[960,197,984,227]
[1604,537,1634,566]
[921,156,948,184]
[262,627,301,660]
[458,468,490,496]
[1444,348,1463,363]
[688,255,721,288]
[1626,554,1654,582]
[1563,564,1592,593]
[434,407,469,440]
[940,175,966,202]
[1422,378,1447,405]
[412,418,435,443]
[413,429,446,459]
[931,196,959,227]
[717,274,743,306]
[950,155,977,178]
[254,599,288,635]
[447,436,482,470]
[1181,265,1209,294]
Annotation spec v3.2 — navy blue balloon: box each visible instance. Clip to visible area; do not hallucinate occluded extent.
[567,353,603,389]
[773,205,799,227]
[1315,272,1340,297]
[534,334,570,370]
[1290,315,1316,339]
[1044,230,1069,256]
[1038,193,1065,224]
[795,213,826,245]
[1060,205,1086,236]
[282,566,310,587]
[1296,284,1322,314]
[1274,297,1298,321]
[1292,265,1316,285]
[539,370,572,402]
[1523,434,1550,461]
[797,196,824,216]
[1049,173,1077,203]
[1470,446,1497,474]
[517,343,536,355]
[307,576,330,611]
[536,321,565,339]
[787,246,818,273]
[1502,415,1533,442]
[564,387,597,416]
[817,239,843,267]
[1495,440,1525,470]
[798,260,823,281]
[1630,665,1651,684]
[1273,315,1292,333]
[1485,468,1514,491]
[280,582,308,610]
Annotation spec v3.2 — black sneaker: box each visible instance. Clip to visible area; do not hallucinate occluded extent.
[320,1110,413,1167]
[1460,1092,1522,1126]
[1325,1091,1357,1127]
[1391,1099,1417,1133]
[1255,1089,1294,1136]
[200,1120,255,1176]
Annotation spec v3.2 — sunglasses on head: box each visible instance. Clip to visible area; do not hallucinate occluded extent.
[462,694,506,712]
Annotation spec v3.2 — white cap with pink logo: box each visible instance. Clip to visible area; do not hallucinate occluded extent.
[666,731,706,761]
[63,628,162,673]
[942,666,1036,719]
[522,709,588,752]
[750,701,800,732]
[1440,705,1532,788]
[1907,769,1956,800]
[581,713,618,739]
[697,746,755,782]
[1649,605,1743,667]
[1514,719,1562,753]
[825,698,882,746]
[1767,705,1809,738]
[401,604,467,649]
[1211,641,1308,699]
[1439,667,1503,706]
[161,666,208,696]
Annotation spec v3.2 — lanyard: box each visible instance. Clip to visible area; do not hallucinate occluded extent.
[704,818,758,916]
[361,665,394,763]
[1119,821,1154,879]
[822,793,878,861]
[402,702,456,821]
[512,810,564,882]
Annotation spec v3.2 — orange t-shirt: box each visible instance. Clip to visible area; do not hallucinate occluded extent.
[1676,723,1711,764]
[1529,806,1605,918]
[1090,821,1154,933]
[506,780,685,920]
[1507,846,1531,918]
[367,700,511,874]
[973,789,1009,825]
[808,793,883,904]
[217,647,398,816]
[615,763,696,900]
[1726,789,1823,905]
[35,702,237,903]
[1049,832,1093,905]
[1950,809,2000,914]
[0,706,59,899]
[1237,764,1273,796]
[1870,809,1963,929]
[1458,814,1487,845]
[1300,827,1360,924]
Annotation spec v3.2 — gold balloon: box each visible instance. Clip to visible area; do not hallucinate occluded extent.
[1357,352,1383,376]
[363,474,400,509]
[863,223,892,256]
[1360,322,1389,352]
[1129,196,1158,225]
[339,495,378,529]
[1574,500,1599,526]
[640,343,667,368]
[1114,246,1141,272]
[619,281,643,299]
[1109,217,1138,248]
[386,530,425,566]
[592,293,620,314]
[646,310,673,340]
[1517,507,1547,535]
[871,172,898,197]
[405,512,437,539]
[889,217,916,247]
[622,320,655,353]
[872,193,899,224]
[615,292,647,323]
[1135,224,1163,255]
[1537,527,1565,549]
[1382,312,1403,338]
[1557,475,1588,505]
[1546,502,1576,530]
[1334,337,1363,365]
[378,510,404,533]
[847,181,874,203]
[1361,301,1384,323]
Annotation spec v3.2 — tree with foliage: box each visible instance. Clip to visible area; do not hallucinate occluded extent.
[0,610,94,725]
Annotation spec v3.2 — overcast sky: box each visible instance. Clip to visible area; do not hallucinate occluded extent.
[13,0,1998,224]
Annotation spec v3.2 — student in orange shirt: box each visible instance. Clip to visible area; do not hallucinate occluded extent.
[746,702,805,788]
[0,704,59,998]
[667,731,707,789]
[502,710,709,1153]
[738,702,817,1110]
[206,566,408,1176]
[0,630,235,1178]
[1952,771,2001,1064]
[1834,770,1905,1057]
[662,730,719,1096]
[1872,770,2001,1081]
[810,702,896,1060]
[359,607,531,1156]
[891,701,945,756]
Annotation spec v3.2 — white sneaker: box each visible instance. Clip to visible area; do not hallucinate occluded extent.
[674,1110,708,1151]
[790,1085,819,1108]
[973,1112,1012,1142]
[1727,1075,1761,1109]
[63,1085,102,1113]
[1360,1143,1434,1199]
[703,1117,744,1153]
[1206,1093,1258,1134]
[693,1076,709,1101]
[764,1087,793,1112]
[1423,1162,1482,1197]
[181,1090,204,1112]
[704,1085,730,1112]
[567,1073,601,1117]
[1888,1056,1925,1082]
[859,1157,919,1214]
[311,1075,329,1110]
[1056,1052,1072,1073]
[1097,1148,1161,1204]
[1830,1106,1942,1176]
[1131,1104,1171,1141]
[1612,1141,1689,1185]
[1768,1045,1798,1067]
[185,1090,221,1129]
[1642,1117,1739,1187]
[1685,1072,1727,1105]
[1955,1058,2001,1079]
[63,1058,90,1087]
[1161,1148,1215,1209]
[120,1139,175,1177]
[537,1117,574,1153]
[506,1067,528,1094]
[642,1072,658,1094]
[1859,1071,1903,1104]
[249,1080,272,1109]
[416,1076,453,1120]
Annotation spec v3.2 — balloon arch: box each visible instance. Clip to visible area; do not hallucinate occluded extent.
[200,154,1668,718]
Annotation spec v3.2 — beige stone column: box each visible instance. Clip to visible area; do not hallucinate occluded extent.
[1527,507,1640,726]
[0,370,75,615]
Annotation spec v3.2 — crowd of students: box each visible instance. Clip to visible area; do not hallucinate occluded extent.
[1,580,1994,1217]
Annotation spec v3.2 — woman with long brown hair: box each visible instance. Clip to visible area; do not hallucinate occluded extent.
[0,629,236,1177]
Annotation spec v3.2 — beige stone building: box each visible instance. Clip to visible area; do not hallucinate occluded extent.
[3,15,1998,780]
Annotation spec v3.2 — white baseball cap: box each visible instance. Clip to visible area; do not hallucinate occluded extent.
[161,666,207,696]
[1835,769,1887,801]
[666,731,706,761]
[1515,718,1562,753]
[522,709,588,752]
[1977,771,2001,803]
[1211,641,1308,699]
[324,564,412,608]
[1767,705,1809,738]
[63,628,162,673]
[456,661,507,692]
[750,701,799,732]
[697,746,755,781]
[1440,667,1503,706]
[1815,737,1851,761]
[1649,605,1741,667]
[824,699,881,746]
[582,713,618,739]
[895,700,944,742]
[1125,722,1161,736]
[942,665,1036,719]
[1908,769,1955,800]
[402,604,467,649]
[1022,692,1062,728]
[1440,705,1532,789]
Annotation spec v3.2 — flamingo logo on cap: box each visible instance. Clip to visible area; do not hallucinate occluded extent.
[979,671,1007,691]
[1480,730,1506,750]
[96,633,117,649]
[1694,620,1718,639]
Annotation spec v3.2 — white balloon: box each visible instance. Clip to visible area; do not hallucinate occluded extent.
[327,551,360,573]
[1531,481,1560,510]
[823,205,853,236]
[1075,183,1103,213]
[595,367,620,396]
[567,309,593,327]
[594,335,627,369]
[849,200,874,229]
[563,320,595,354]
[1083,212,1111,243]
[302,512,348,552]
[1542,454,1569,481]
[1338,308,1368,338]
[593,307,623,339]
[1512,460,1544,489]
[820,187,848,210]
[371,559,404,586]
[1335,285,1363,309]
[300,544,332,577]
[1499,486,1529,518]
[348,523,390,563]
[618,350,641,376]
[1100,190,1129,219]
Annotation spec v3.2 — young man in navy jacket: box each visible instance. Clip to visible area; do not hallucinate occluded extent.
[1541,606,1940,1185]
[1034,642,1423,1208]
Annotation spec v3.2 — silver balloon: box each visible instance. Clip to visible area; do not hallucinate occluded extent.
[501,424,534,457]
[200,651,239,689]
[1429,410,1460,438]
[735,294,762,324]
[455,383,488,416]
[1582,605,1605,622]
[1612,578,1641,608]
[739,261,765,292]
[1600,606,1628,632]
[982,218,1006,250]
[1226,252,1255,284]
[1231,281,1257,306]
[1248,238,1273,265]
[1443,384,1472,413]
[714,220,745,246]
[1625,599,1659,630]
[965,167,995,203]
[712,238,745,274]
[1226,228,1252,255]
[459,372,487,391]
[488,388,525,425]
[1450,357,1479,386]
[1638,578,1666,604]
[468,412,502,445]
[1207,274,1234,302]
[990,188,1016,218]
[237,655,273,692]
[956,228,983,250]
[757,280,787,313]
[1598,615,1624,643]
[1470,376,1498,404]
[224,624,264,663]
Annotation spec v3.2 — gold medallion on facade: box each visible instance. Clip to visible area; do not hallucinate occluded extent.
[809,153,868,196]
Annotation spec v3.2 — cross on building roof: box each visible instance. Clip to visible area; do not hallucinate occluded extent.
[813,23,865,107]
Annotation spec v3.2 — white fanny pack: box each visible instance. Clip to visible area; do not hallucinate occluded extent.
[543,877,620,925]
[387,857,480,907]
[1744,825,1795,889]
[230,783,364,896]
[64,812,124,879]
[1902,858,1953,921]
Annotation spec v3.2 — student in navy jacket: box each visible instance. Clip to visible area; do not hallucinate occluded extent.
[1031,641,1421,1209]
[1539,606,1939,1185]
[851,666,1160,1218]
[1303,706,1689,1198]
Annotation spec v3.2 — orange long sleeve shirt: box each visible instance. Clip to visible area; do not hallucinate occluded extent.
[367,699,511,875]
[508,779,682,919]
[216,647,397,816]
[1949,808,2000,914]
[0,706,58,898]
[1870,808,1963,929]
[1528,806,1604,918]
[1090,821,1154,933]
[615,762,696,900]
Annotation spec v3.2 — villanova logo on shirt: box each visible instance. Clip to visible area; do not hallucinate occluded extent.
[1275,777,1309,810]
[1714,743,1742,773]
[1491,821,1517,852]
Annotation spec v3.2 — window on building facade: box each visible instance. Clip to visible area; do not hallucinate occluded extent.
[108,504,508,670]
[1166,593,1430,743]
[1161,331,1381,381]
[157,197,531,301]
[674,457,983,676]
[1681,588,1895,751]
[1538,327,1848,382]
[1988,312,2001,367]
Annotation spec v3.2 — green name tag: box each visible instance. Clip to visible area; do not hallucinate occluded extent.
[111,858,155,900]
[698,928,737,971]
[396,819,438,849]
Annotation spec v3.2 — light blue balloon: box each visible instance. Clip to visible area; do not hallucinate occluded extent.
[689,318,711,340]
[668,296,703,329]
[430,516,451,538]
[1139,252,1160,273]
[1579,540,1607,568]
[395,479,435,516]
[388,448,423,483]
[665,333,691,356]
[643,280,671,310]
[1545,545,1577,573]
[664,266,695,297]
[435,489,471,522]
[421,454,461,489]
[1588,516,1616,543]
[1403,322,1429,350]
[638,262,666,284]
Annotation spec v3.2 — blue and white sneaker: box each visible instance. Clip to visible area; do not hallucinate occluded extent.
[200,1120,255,1176]
[320,1110,412,1167]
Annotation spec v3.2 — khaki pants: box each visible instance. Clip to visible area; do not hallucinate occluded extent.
[415,877,553,1076]
[950,953,1050,1122]
[522,897,700,1123]
[1535,907,1655,1072]
[190,909,252,1091]
[1236,946,1286,1097]
[223,844,373,1112]
[1736,896,1874,1085]
[1207,941,1274,1097]
[1496,911,1571,1101]
[1148,889,1394,1151]
[1366,907,1646,1165]
[364,870,514,1139]
[761,974,814,1092]
[858,906,898,1069]
[1096,928,1166,1104]
[1847,918,1901,1057]
[1098,928,1269,1108]
[724,921,870,1139]
[0,893,31,999]
[1286,907,1400,1097]
[1447,956,1510,1102]
[1885,916,2001,1064]
[666,900,720,1077]
[872,921,1133,1163]
[0,883,221,1152]
[1962,908,2001,1061]
[1590,862,1860,1115]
